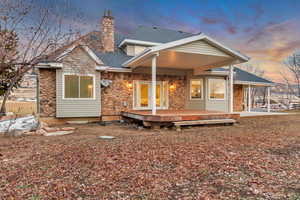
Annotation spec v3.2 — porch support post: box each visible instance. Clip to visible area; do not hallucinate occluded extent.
[229,65,234,113]
[151,54,158,115]
[248,84,251,112]
[267,87,271,112]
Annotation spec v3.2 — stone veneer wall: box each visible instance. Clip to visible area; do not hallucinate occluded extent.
[233,84,244,112]
[101,72,187,116]
[39,69,56,117]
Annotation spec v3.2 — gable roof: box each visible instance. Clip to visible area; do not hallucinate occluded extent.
[126,26,197,43]
[123,33,250,67]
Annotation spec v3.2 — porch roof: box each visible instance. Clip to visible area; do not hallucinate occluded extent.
[234,68,274,87]
[123,34,250,70]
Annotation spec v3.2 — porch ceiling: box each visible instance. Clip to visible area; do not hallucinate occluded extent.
[133,50,236,70]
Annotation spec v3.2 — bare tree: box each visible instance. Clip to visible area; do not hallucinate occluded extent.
[0,0,84,115]
[282,50,300,97]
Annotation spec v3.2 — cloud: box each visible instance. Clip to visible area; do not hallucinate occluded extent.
[243,18,300,62]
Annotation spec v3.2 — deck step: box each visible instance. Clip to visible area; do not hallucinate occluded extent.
[173,119,236,126]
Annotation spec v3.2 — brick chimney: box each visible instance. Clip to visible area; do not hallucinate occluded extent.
[101,10,114,52]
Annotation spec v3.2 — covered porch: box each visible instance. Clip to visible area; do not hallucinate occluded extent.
[122,34,249,127]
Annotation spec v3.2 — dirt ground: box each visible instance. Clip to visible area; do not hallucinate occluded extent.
[1,114,300,199]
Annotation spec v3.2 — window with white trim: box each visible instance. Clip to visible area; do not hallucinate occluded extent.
[64,74,94,99]
[190,79,203,100]
[133,81,168,110]
[208,78,226,100]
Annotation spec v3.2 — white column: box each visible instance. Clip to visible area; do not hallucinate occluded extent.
[248,85,251,112]
[151,55,157,115]
[229,65,234,113]
[267,87,271,112]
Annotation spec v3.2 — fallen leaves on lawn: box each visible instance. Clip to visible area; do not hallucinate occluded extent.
[0,115,300,199]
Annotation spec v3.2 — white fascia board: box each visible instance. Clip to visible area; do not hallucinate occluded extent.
[234,80,275,87]
[118,39,162,48]
[95,66,132,73]
[36,62,63,68]
[56,45,103,65]
[203,35,250,62]
[81,46,103,65]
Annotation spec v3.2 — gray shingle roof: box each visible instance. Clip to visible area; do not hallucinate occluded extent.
[234,67,273,84]
[90,32,133,68]
[209,67,273,84]
[126,26,198,43]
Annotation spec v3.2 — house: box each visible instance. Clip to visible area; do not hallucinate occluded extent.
[36,10,274,125]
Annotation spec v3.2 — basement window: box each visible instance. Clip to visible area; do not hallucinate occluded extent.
[64,74,95,99]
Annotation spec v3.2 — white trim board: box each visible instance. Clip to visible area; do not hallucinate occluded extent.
[234,80,274,87]
[95,66,132,73]
[119,39,162,48]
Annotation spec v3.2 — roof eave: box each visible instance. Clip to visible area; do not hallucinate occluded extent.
[35,62,63,69]
[118,39,162,48]
[234,80,275,87]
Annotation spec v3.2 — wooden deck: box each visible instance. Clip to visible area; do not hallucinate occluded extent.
[121,110,240,123]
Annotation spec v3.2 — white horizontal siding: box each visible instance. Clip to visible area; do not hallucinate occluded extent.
[56,69,101,118]
[171,40,230,57]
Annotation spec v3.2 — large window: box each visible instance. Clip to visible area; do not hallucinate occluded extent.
[209,78,226,100]
[190,79,203,100]
[133,81,168,110]
[64,74,94,99]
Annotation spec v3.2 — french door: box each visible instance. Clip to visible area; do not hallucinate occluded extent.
[133,81,168,110]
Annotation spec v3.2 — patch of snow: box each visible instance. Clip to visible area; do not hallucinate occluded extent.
[0,115,38,133]
[99,136,115,140]
[44,131,73,136]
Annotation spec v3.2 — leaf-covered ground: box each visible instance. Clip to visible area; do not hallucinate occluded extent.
[1,115,300,199]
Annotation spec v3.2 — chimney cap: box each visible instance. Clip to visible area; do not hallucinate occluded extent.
[103,9,114,19]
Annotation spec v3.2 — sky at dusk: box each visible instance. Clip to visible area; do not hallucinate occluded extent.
[33,0,300,82]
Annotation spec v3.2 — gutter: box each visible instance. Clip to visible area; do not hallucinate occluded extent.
[234,80,275,87]
[35,62,63,69]
[95,66,132,73]
[118,39,162,48]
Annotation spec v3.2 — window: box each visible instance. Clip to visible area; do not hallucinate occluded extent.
[190,79,203,100]
[133,81,168,110]
[64,74,94,99]
[209,78,226,100]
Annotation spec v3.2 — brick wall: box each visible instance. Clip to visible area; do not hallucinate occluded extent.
[101,72,187,116]
[101,14,114,52]
[233,84,244,112]
[39,69,56,117]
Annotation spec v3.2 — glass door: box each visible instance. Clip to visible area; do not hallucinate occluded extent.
[134,81,168,110]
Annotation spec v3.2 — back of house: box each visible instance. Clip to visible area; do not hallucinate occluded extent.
[36,10,273,124]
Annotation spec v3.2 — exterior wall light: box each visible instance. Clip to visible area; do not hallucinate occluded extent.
[170,83,175,90]
[127,82,133,89]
